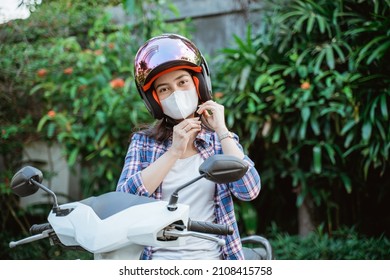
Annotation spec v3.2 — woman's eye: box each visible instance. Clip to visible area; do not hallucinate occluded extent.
[179,79,188,86]
[159,87,168,93]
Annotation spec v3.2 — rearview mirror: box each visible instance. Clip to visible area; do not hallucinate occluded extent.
[10,166,43,197]
[199,154,248,184]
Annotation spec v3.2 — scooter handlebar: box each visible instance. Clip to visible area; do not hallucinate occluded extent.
[188,219,233,235]
[30,223,52,235]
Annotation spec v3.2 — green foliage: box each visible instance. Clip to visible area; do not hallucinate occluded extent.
[29,19,152,195]
[1,0,189,198]
[2,0,389,260]
[235,200,258,235]
[0,1,120,44]
[214,0,390,233]
[1,2,117,197]
[0,0,190,260]
[269,225,390,260]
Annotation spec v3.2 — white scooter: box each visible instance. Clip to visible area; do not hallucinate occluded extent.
[9,154,273,260]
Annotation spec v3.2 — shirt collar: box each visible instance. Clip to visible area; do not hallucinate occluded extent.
[163,127,214,147]
[195,127,214,146]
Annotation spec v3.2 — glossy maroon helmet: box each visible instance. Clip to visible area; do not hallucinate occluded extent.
[134,34,212,119]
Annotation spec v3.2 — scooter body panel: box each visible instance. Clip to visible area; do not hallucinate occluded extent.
[48,200,189,254]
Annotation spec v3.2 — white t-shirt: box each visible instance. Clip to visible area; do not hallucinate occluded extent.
[151,153,221,260]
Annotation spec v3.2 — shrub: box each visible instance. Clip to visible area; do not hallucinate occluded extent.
[214,0,390,236]
[0,0,189,259]
[269,225,390,260]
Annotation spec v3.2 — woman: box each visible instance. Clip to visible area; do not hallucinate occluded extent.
[116,34,261,260]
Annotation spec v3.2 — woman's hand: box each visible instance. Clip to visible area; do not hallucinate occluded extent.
[198,100,244,159]
[197,100,228,134]
[169,117,201,158]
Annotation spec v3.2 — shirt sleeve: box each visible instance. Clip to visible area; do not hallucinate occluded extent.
[116,133,151,197]
[227,133,261,201]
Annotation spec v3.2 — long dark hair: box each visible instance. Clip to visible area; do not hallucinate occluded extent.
[139,118,175,142]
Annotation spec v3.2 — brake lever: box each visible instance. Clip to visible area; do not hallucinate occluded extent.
[9,229,53,248]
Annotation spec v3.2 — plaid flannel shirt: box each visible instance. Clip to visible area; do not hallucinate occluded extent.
[116,128,261,260]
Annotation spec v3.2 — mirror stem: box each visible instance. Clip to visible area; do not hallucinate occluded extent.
[30,178,59,213]
[167,174,206,211]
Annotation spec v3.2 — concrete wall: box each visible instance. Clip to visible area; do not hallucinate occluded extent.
[167,0,264,57]
[20,142,80,207]
[107,0,265,60]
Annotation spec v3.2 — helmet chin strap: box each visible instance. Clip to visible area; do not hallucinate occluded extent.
[164,111,215,132]
[163,109,202,127]
[164,116,180,127]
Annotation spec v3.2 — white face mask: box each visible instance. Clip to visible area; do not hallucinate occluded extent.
[160,87,199,120]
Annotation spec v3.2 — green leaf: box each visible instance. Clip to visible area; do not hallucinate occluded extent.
[272,126,281,143]
[340,173,352,194]
[30,84,45,95]
[278,10,304,23]
[296,48,312,66]
[37,115,49,132]
[294,15,309,33]
[367,39,390,64]
[361,121,372,141]
[343,143,366,157]
[47,122,56,138]
[375,119,386,141]
[307,13,315,34]
[299,122,307,139]
[380,94,389,120]
[315,14,324,34]
[323,143,336,164]
[68,148,79,166]
[358,35,387,64]
[301,107,311,122]
[248,92,262,104]
[341,120,356,136]
[254,74,268,92]
[332,43,346,63]
[106,169,114,181]
[313,144,322,174]
[296,193,305,207]
[314,49,326,74]
[325,45,335,69]
[310,115,320,135]
[239,65,251,91]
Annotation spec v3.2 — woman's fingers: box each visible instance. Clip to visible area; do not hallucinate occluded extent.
[175,118,201,133]
[197,100,227,132]
[197,100,223,114]
[170,118,201,157]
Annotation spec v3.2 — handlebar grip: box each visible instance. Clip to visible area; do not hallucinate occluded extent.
[188,219,233,235]
[30,223,52,235]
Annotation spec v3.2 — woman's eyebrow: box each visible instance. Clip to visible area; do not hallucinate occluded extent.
[174,74,191,81]
[155,74,191,90]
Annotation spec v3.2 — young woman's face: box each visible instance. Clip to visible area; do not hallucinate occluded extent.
[154,70,195,101]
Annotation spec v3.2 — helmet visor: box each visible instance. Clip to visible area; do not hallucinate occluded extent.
[135,34,203,88]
